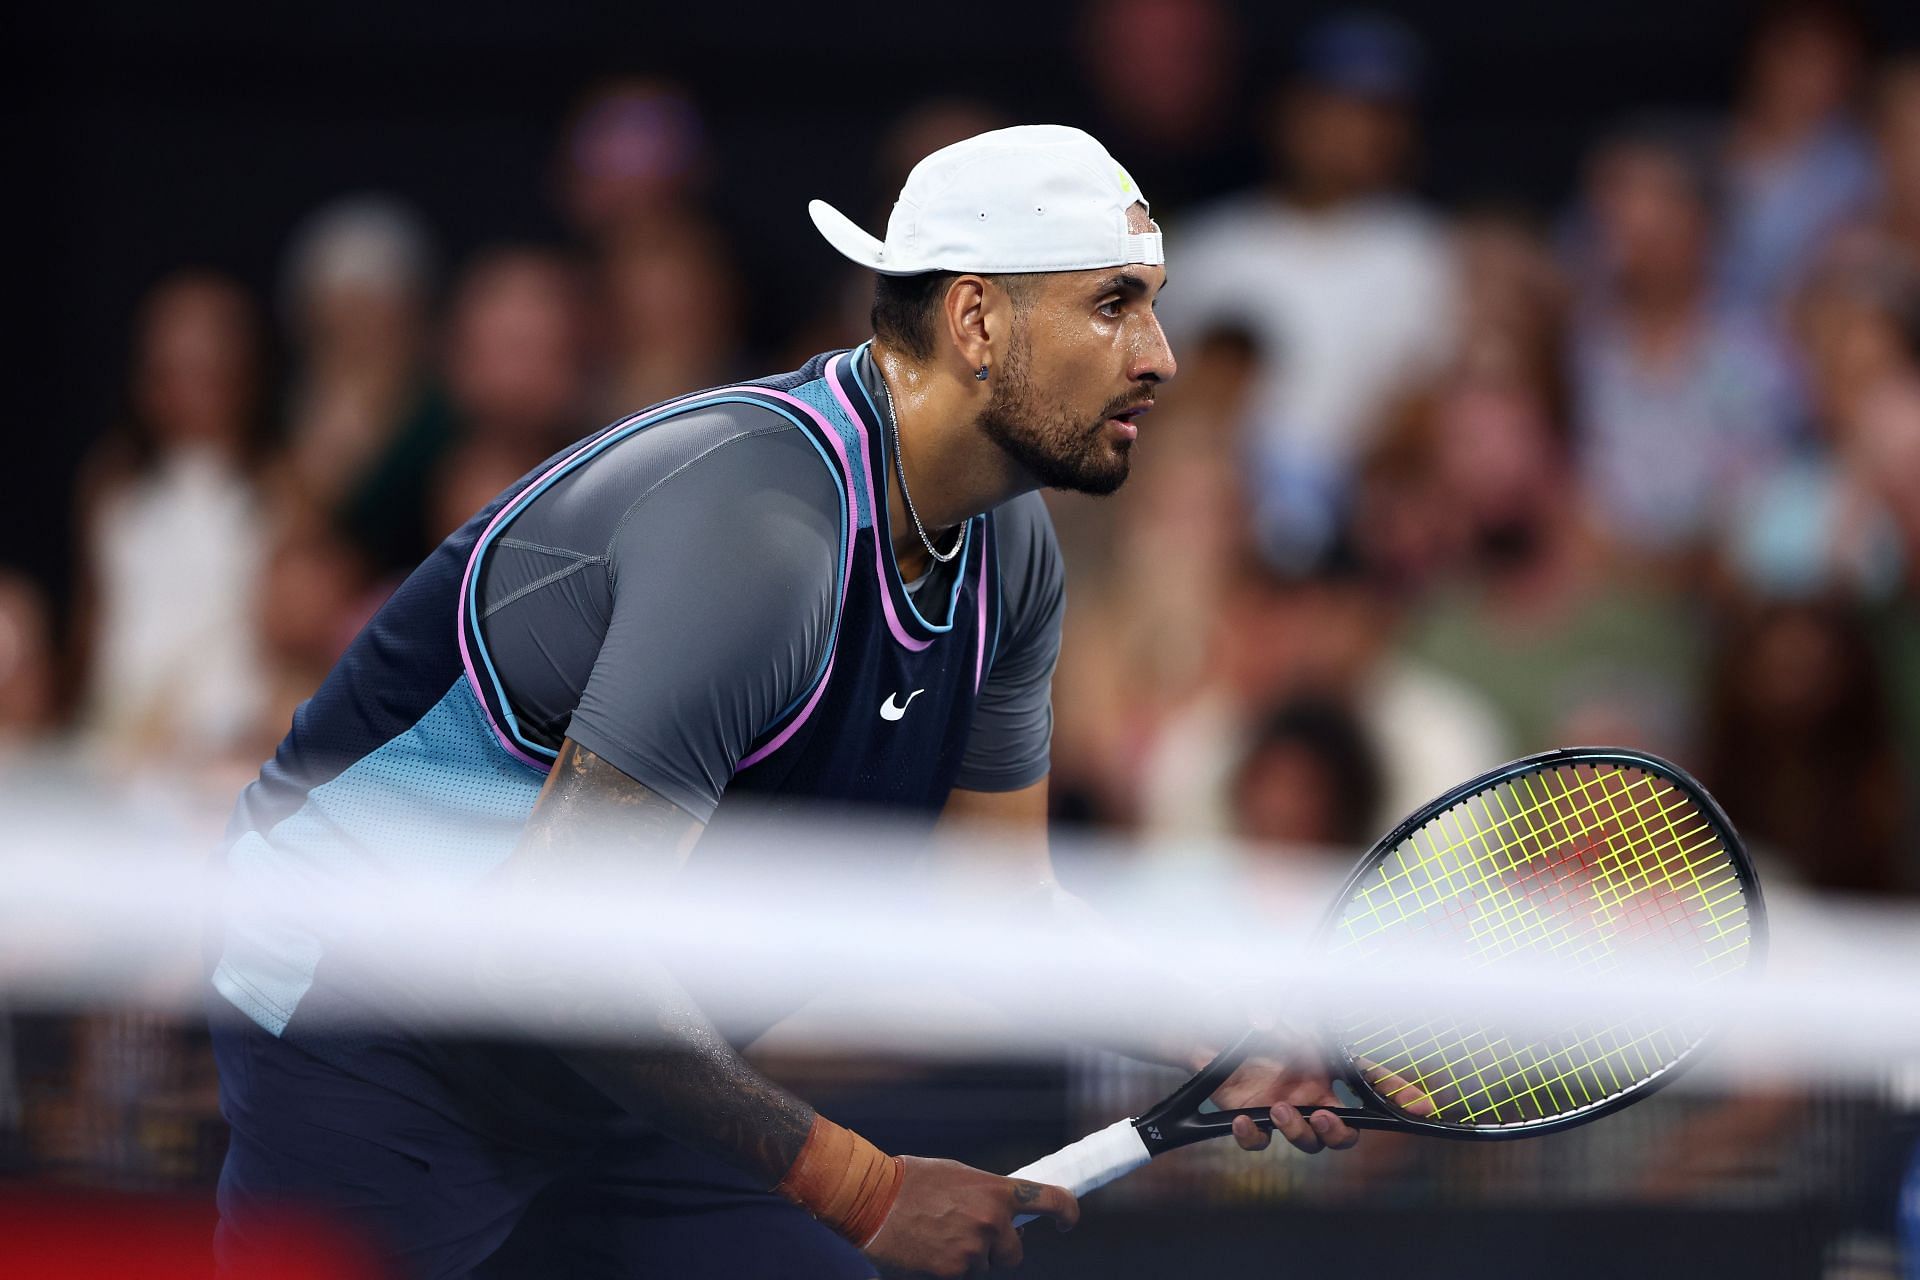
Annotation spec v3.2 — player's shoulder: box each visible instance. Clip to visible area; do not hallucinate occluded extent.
[576,392,846,517]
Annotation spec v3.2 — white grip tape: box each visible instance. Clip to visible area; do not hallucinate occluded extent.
[1006,1117,1152,1226]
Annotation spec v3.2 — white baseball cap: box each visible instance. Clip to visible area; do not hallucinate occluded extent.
[809,124,1162,277]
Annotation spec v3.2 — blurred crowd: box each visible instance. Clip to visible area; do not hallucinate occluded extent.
[1053,0,1920,905]
[6,0,1920,1214]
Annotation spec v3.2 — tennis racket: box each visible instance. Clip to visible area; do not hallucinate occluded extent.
[1009,746,1764,1216]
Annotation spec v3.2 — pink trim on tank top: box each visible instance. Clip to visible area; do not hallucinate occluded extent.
[820,354,944,653]
[734,383,860,768]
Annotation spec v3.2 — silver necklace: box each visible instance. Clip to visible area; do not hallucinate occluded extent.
[878,371,964,564]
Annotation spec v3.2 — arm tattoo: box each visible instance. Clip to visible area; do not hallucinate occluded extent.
[485,739,816,1184]
[516,738,706,868]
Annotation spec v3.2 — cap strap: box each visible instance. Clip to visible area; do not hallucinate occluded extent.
[1124,230,1165,267]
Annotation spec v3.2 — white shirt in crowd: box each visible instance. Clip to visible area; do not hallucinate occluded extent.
[84,445,269,759]
[1167,194,1458,551]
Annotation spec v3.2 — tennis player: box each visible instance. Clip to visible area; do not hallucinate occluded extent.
[210,125,1357,1279]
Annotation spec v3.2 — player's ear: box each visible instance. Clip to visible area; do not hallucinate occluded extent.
[941,275,994,381]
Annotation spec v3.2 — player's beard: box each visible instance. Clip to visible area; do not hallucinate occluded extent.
[978,329,1135,496]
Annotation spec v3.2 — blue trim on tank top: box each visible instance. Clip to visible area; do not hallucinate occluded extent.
[466,392,851,760]
[848,341,975,635]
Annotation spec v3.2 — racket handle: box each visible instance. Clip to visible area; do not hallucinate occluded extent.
[1007,1117,1151,1226]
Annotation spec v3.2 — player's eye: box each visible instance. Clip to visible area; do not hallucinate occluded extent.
[1097,298,1125,319]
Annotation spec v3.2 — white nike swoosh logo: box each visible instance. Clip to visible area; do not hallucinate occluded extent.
[879,689,925,721]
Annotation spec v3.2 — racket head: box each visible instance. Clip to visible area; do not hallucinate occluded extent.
[1312,746,1763,1140]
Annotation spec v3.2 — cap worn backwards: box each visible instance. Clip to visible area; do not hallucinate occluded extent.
[809,124,1162,277]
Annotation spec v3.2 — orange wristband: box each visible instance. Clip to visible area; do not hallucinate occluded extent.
[774,1114,904,1247]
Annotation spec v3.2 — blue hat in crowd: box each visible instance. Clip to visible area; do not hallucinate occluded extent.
[1294,12,1426,102]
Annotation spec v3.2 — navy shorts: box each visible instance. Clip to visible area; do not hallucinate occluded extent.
[211,1013,874,1279]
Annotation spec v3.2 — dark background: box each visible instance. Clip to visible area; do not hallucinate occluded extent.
[13,0,1920,614]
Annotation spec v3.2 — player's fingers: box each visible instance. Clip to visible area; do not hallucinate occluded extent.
[1269,1102,1324,1154]
[1382,1074,1439,1117]
[1309,1106,1359,1151]
[1231,1112,1272,1151]
[960,1223,994,1280]
[988,1217,1024,1271]
[1008,1179,1079,1232]
[1357,1056,1438,1117]
[1381,1074,1438,1116]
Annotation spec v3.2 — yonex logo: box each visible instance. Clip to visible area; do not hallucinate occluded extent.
[880,690,925,722]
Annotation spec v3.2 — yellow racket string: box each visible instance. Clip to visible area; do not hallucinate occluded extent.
[1337,778,1708,972]
[1331,771,1637,949]
[1324,762,1753,1127]
[1346,915,1752,1126]
[1350,773,1732,1122]
[1345,773,1739,1123]
[1340,769,1742,970]
[1338,767,1722,951]
[1336,771,1697,1113]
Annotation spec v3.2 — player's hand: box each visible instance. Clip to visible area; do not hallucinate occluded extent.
[864,1156,1078,1279]
[1214,1049,1436,1155]
[1210,1041,1364,1155]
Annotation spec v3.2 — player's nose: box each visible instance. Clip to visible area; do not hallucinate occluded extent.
[1129,317,1177,385]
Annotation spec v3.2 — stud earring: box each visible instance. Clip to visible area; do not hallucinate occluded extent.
[975,365,989,381]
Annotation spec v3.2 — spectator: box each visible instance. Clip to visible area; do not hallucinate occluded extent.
[1718,1,1875,313]
[1166,10,1456,568]
[595,218,743,417]
[1719,249,1914,599]
[0,571,57,754]
[1848,373,1920,824]
[242,513,374,767]
[1350,209,1571,591]
[1347,394,1465,593]
[555,79,708,246]
[352,247,590,566]
[277,196,441,510]
[1569,122,1803,562]
[1141,551,1510,839]
[446,248,589,450]
[1454,207,1572,410]
[1701,596,1906,894]
[1230,696,1382,849]
[1862,58,1920,269]
[276,195,456,578]
[1396,328,1699,753]
[1073,0,1250,213]
[1854,365,1920,582]
[73,271,273,766]
[1800,55,1920,775]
